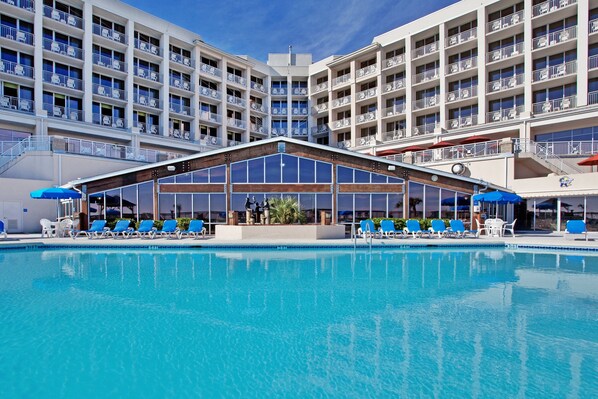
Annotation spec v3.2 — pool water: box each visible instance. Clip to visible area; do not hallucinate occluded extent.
[0,248,597,398]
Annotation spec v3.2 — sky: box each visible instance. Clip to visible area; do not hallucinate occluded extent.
[123,0,459,62]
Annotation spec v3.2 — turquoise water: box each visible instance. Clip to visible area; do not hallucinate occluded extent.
[0,247,597,398]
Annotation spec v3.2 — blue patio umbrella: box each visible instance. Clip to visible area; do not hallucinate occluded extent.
[30,187,82,200]
[473,190,522,218]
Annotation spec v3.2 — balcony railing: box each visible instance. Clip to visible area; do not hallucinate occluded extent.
[517,140,598,156]
[227,95,246,108]
[93,54,126,72]
[250,101,267,113]
[446,57,477,75]
[43,6,82,29]
[312,103,328,113]
[533,95,576,114]
[271,87,287,96]
[291,107,308,116]
[312,82,328,93]
[337,140,351,149]
[488,10,524,32]
[357,64,377,79]
[412,123,438,136]
[513,139,584,174]
[413,68,439,84]
[134,93,160,109]
[447,114,478,129]
[134,39,160,56]
[226,73,246,86]
[412,95,439,110]
[43,103,81,121]
[198,110,221,124]
[135,121,160,135]
[383,104,406,118]
[487,73,525,93]
[332,95,351,108]
[134,66,160,82]
[42,71,82,90]
[170,76,192,92]
[93,114,126,129]
[413,140,502,165]
[356,87,377,101]
[199,63,221,77]
[250,81,267,93]
[356,111,376,124]
[357,134,376,147]
[590,55,598,70]
[169,51,193,68]
[1,0,34,12]
[486,106,524,122]
[532,61,576,82]
[332,73,351,87]
[332,118,351,130]
[93,84,126,101]
[291,87,308,95]
[412,41,439,59]
[0,95,33,113]
[383,79,405,93]
[532,0,577,18]
[382,129,406,142]
[169,103,192,116]
[383,54,406,70]
[1,25,34,45]
[270,128,287,136]
[271,107,287,115]
[92,24,126,44]
[446,27,477,47]
[200,135,221,146]
[532,26,577,50]
[251,124,267,135]
[590,18,598,34]
[487,42,524,63]
[199,86,221,100]
[291,127,309,136]
[446,85,477,103]
[311,125,330,135]
[43,38,83,59]
[169,128,191,141]
[0,60,33,78]
[589,90,598,105]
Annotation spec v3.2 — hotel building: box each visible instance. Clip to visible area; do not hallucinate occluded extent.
[0,0,597,232]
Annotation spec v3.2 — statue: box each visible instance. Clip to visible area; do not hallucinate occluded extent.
[263,198,271,225]
[245,196,253,224]
[254,200,262,224]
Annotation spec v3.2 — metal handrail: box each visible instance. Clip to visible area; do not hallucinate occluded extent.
[514,139,584,174]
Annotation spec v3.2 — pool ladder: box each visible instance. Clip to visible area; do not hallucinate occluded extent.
[351,223,373,250]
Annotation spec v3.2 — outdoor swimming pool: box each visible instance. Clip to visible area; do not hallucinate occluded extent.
[0,247,597,398]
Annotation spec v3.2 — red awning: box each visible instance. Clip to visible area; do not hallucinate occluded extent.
[400,145,428,153]
[460,135,492,144]
[376,149,402,157]
[578,153,598,166]
[428,140,458,149]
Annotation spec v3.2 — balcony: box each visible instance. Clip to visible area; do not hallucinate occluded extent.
[170,77,193,92]
[331,118,351,130]
[270,128,287,136]
[291,107,308,116]
[488,10,523,33]
[43,38,83,60]
[413,140,502,165]
[487,73,524,93]
[413,68,439,85]
[199,86,221,100]
[356,64,377,79]
[93,54,126,73]
[447,114,478,130]
[92,24,126,44]
[486,106,524,122]
[532,26,577,50]
[134,66,160,82]
[412,95,439,110]
[198,110,221,124]
[271,87,287,96]
[136,122,160,135]
[487,42,524,63]
[332,95,351,108]
[383,54,406,70]
[169,128,191,141]
[382,129,406,142]
[271,107,287,116]
[383,104,406,118]
[228,140,243,147]
[1,0,34,12]
[590,18,598,34]
[227,95,246,108]
[250,101,267,113]
[412,41,439,59]
[43,6,83,29]
[292,87,308,96]
[226,73,246,87]
[43,103,81,121]
[357,134,377,147]
[250,123,267,135]
[356,111,376,125]
[93,83,126,101]
[42,71,82,91]
[169,103,192,117]
[446,57,477,75]
[532,0,577,18]
[446,85,477,103]
[199,63,222,78]
[291,127,309,136]
[383,79,405,93]
[446,27,477,47]
[250,81,267,94]
[134,93,160,109]
[532,95,576,114]
[169,51,193,68]
[0,60,33,79]
[532,61,576,82]
[332,73,351,88]
[337,140,351,149]
[134,39,160,57]
[1,25,34,45]
[412,123,438,136]
[0,95,33,113]
[312,102,328,114]
[356,87,377,102]
[93,114,126,129]
[311,125,330,136]
[200,135,220,146]
[312,82,328,93]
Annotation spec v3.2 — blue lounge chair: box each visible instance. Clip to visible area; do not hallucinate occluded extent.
[72,220,108,239]
[0,220,7,239]
[565,220,588,241]
[107,220,133,238]
[154,219,179,239]
[178,220,206,239]
[358,219,379,239]
[379,219,403,238]
[449,220,477,238]
[404,219,431,238]
[131,220,156,238]
[429,219,449,238]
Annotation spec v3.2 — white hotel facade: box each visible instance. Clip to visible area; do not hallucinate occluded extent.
[0,0,597,232]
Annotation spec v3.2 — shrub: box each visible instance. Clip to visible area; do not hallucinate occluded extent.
[270,197,306,224]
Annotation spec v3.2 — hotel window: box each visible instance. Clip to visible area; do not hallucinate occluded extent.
[359,103,376,114]
[92,16,125,35]
[271,100,287,113]
[448,105,478,121]
[385,47,405,59]
[43,29,82,52]
[169,119,190,137]
[409,182,424,218]
[1,15,33,33]
[1,82,33,102]
[250,76,263,85]
[447,20,477,36]
[415,34,439,49]
[336,110,350,120]
[133,111,159,133]
[532,16,576,39]
[488,63,524,82]
[488,34,524,52]
[415,61,439,75]
[43,91,81,119]
[316,76,328,85]
[337,131,351,144]
[133,58,160,74]
[92,102,124,126]
[386,120,406,133]
[200,56,218,68]
[316,116,328,126]
[336,88,350,99]
[199,79,218,90]
[93,45,125,63]
[415,113,440,131]
[359,58,376,68]
[43,60,82,89]
[200,103,217,117]
[488,2,524,23]
[360,80,377,91]
[488,95,524,112]
[227,66,243,78]
[271,80,287,90]
[532,50,576,70]
[316,96,328,106]
[448,48,477,64]
[0,49,33,77]
[386,96,406,108]
[92,73,124,91]
[532,83,576,103]
[169,70,191,89]
[169,44,191,59]
[133,85,159,103]
[415,86,439,101]
[316,137,329,146]
[134,31,159,47]
[360,126,376,139]
[199,125,218,139]
[271,119,287,135]
[336,67,350,77]
[44,0,82,18]
[448,76,477,92]
[168,94,190,114]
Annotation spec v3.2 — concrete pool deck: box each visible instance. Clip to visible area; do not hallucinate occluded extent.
[1,231,597,250]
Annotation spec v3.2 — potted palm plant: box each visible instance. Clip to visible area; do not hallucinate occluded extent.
[269,196,306,224]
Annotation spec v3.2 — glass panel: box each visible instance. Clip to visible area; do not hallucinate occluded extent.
[193,194,209,221]
[299,193,316,224]
[316,161,332,183]
[337,166,353,183]
[193,169,209,183]
[586,196,598,232]
[105,189,120,223]
[232,193,248,223]
[440,189,456,220]
[88,192,103,222]
[456,192,471,221]
[265,155,281,183]
[121,185,137,220]
[158,193,175,220]
[316,194,332,224]
[355,193,370,221]
[337,194,353,223]
[175,194,192,218]
[210,193,227,224]
[354,169,370,183]
[175,173,191,183]
[371,194,387,218]
[371,173,387,184]
[231,161,247,183]
[282,154,298,183]
[388,194,403,218]
[560,196,584,231]
[299,158,315,183]
[248,158,264,183]
[425,186,440,219]
[534,197,558,231]
[409,182,424,218]
[210,166,226,183]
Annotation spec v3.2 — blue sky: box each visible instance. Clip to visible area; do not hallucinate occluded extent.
[124,0,458,62]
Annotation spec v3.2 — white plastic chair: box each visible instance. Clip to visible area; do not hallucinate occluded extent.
[40,218,55,238]
[502,219,517,237]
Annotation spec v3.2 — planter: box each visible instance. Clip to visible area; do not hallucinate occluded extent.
[215,224,346,240]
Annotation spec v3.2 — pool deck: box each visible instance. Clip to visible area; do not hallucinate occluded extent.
[1,232,597,250]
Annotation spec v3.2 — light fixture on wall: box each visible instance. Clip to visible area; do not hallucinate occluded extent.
[167,165,176,172]
[431,174,438,182]
[388,165,396,171]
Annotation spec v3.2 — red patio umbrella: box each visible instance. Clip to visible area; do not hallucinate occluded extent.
[428,140,457,149]
[376,149,402,157]
[460,135,492,144]
[400,145,428,153]
[577,153,598,166]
